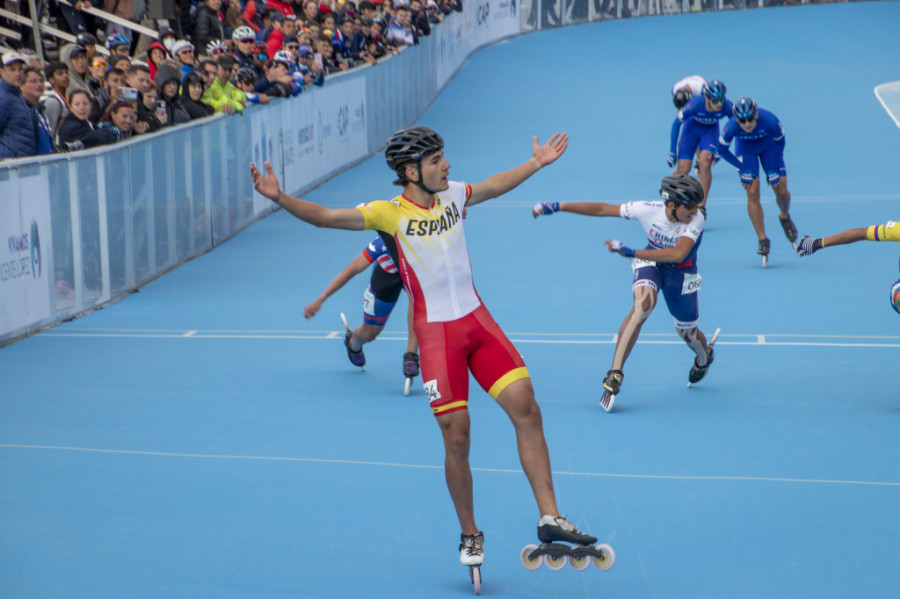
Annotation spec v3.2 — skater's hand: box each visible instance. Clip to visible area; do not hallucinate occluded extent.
[605,239,635,258]
[532,201,560,218]
[797,235,821,257]
[531,133,568,168]
[304,299,323,318]
[739,171,754,187]
[712,153,721,165]
[251,161,282,201]
[666,152,676,168]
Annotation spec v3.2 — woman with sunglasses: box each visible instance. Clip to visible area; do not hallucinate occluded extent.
[717,97,798,267]
[532,174,718,412]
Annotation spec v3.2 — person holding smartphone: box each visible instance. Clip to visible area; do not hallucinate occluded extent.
[137,81,168,132]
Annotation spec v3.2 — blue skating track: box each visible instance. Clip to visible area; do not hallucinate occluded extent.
[2,2,899,597]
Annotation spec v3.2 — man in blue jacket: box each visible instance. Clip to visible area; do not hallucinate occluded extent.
[0,53,37,160]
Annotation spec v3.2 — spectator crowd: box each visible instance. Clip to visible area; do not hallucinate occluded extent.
[0,0,462,160]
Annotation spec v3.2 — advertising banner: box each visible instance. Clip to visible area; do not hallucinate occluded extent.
[0,173,52,335]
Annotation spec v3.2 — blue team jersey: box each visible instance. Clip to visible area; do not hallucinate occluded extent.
[678,96,735,126]
[718,108,785,171]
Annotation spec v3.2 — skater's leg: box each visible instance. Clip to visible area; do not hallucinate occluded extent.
[496,378,559,519]
[436,410,478,535]
[405,301,418,354]
[695,150,714,207]
[348,323,383,351]
[773,177,791,218]
[611,285,657,370]
[677,326,709,366]
[745,179,767,241]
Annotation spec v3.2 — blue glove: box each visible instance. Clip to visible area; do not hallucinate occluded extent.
[666,152,676,168]
[767,172,782,187]
[712,153,721,165]
[607,239,635,258]
[739,171,755,186]
[532,202,560,218]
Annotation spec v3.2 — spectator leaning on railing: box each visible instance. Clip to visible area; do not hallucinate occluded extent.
[180,71,215,119]
[201,55,246,114]
[56,89,117,151]
[154,61,193,126]
[0,53,38,160]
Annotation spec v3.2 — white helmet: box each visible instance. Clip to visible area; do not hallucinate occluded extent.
[232,26,255,41]
[171,39,194,57]
[206,39,228,56]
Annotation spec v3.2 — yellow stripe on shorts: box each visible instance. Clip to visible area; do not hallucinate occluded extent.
[433,400,468,415]
[488,367,530,400]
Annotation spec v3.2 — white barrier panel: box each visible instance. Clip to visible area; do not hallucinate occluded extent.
[0,173,52,336]
[281,77,369,195]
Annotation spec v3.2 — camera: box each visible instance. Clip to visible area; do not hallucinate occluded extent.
[121,87,138,101]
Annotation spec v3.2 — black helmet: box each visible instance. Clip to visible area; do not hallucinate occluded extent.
[659,174,704,206]
[235,67,257,84]
[673,88,691,110]
[385,126,444,171]
[75,32,98,46]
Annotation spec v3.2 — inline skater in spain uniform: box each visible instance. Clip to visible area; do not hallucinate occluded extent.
[250,126,612,587]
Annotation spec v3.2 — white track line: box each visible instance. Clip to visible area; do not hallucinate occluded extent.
[40,329,900,348]
[1,443,897,488]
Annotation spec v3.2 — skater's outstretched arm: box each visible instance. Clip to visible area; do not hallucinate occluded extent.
[798,227,870,256]
[604,236,696,264]
[251,161,365,230]
[532,201,620,219]
[467,133,568,207]
[304,254,372,319]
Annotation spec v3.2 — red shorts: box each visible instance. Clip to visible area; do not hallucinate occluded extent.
[416,304,529,417]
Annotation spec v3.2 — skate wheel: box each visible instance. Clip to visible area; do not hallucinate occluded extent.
[520,544,543,571]
[545,553,567,571]
[592,544,615,571]
[404,376,412,396]
[599,392,616,413]
[469,565,481,595]
[569,554,591,571]
[761,255,768,268]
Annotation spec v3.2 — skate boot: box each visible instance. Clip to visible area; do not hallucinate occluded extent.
[599,369,623,413]
[402,352,420,396]
[520,516,615,572]
[688,346,714,385]
[340,313,365,369]
[758,237,771,268]
[687,327,720,388]
[459,532,484,566]
[402,352,420,378]
[779,215,798,244]
[538,515,597,545]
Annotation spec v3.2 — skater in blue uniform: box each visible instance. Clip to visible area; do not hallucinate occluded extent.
[669,79,733,212]
[533,174,719,412]
[718,97,798,263]
[305,237,420,379]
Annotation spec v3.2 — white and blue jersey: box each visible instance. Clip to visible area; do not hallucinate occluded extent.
[670,96,735,160]
[717,108,787,183]
[621,200,705,328]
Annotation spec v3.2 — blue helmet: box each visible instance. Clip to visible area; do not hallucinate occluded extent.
[733,97,758,121]
[106,33,130,50]
[702,79,726,99]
